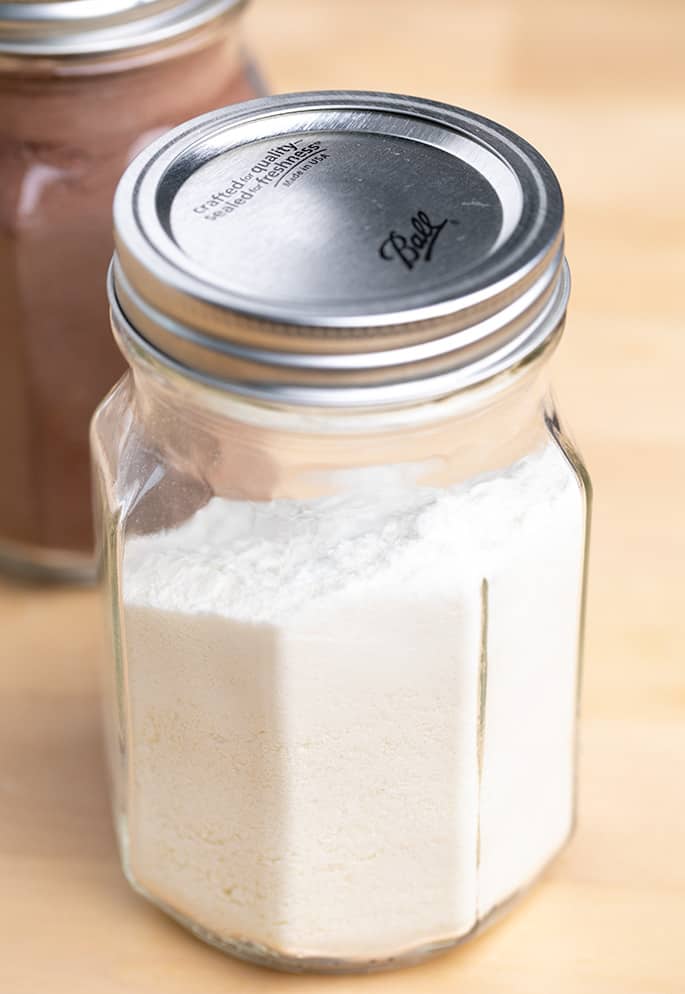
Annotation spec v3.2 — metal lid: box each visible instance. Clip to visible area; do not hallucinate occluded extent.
[0,0,244,56]
[111,90,569,407]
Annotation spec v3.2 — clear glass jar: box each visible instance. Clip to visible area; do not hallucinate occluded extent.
[0,0,263,581]
[92,92,591,973]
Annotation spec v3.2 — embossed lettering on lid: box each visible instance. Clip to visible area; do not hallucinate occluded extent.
[169,131,509,307]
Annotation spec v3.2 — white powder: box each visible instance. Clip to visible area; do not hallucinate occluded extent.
[121,442,584,963]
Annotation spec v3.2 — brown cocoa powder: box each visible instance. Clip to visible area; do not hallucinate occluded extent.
[0,31,261,566]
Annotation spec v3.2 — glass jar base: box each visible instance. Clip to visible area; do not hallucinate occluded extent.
[175,920,465,974]
[0,536,95,585]
[122,865,542,975]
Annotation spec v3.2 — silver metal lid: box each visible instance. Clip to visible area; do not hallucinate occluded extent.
[111,90,569,407]
[0,0,244,56]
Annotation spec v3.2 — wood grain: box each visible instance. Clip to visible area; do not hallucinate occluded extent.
[2,1,684,990]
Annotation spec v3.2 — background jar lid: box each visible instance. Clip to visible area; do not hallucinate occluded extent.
[0,0,245,56]
[111,90,569,407]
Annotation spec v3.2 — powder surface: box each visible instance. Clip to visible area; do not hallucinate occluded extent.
[125,445,574,620]
[121,442,584,962]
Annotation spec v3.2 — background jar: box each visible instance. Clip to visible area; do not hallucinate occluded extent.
[92,92,591,973]
[0,0,263,581]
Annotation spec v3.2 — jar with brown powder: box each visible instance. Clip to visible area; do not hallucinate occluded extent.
[0,0,263,580]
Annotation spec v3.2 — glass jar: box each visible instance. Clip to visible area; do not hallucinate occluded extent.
[92,92,591,973]
[0,0,263,581]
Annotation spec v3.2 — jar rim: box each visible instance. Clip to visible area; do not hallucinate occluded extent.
[109,262,567,425]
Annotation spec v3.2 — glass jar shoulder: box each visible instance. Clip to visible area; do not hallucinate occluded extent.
[103,407,589,619]
[544,400,592,514]
[91,371,212,535]
[92,361,592,540]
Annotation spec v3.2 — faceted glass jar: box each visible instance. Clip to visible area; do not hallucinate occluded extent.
[91,329,591,973]
[0,10,263,581]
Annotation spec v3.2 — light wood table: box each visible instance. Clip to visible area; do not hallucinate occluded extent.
[2,1,684,991]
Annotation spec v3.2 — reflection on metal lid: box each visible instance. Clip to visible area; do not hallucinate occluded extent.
[0,0,245,56]
[111,90,568,406]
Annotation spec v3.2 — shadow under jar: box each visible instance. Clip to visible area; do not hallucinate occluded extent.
[92,92,592,973]
[0,0,263,581]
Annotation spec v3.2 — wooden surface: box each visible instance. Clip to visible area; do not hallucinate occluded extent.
[2,1,684,991]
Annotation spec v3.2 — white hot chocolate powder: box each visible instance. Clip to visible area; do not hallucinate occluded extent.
[121,443,584,961]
